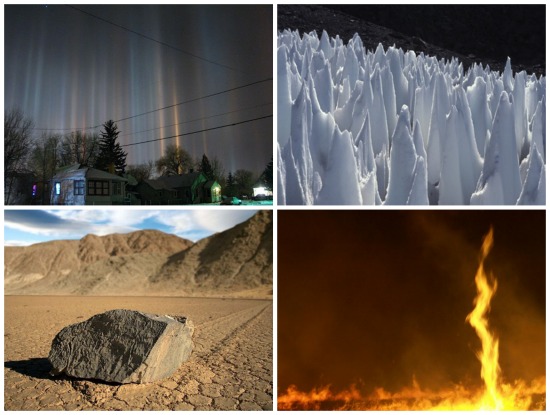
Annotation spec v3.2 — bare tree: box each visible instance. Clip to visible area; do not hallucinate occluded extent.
[4,109,34,204]
[155,143,193,176]
[210,156,226,186]
[233,169,256,198]
[59,131,101,167]
[29,133,62,204]
[126,161,154,182]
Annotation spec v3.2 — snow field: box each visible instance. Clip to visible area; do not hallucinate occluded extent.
[278,30,546,205]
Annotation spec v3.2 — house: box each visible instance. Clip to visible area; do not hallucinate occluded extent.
[122,174,143,205]
[252,181,273,198]
[50,164,128,205]
[136,172,221,205]
[202,180,222,203]
[5,171,38,205]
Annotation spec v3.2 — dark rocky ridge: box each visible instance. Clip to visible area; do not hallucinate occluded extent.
[278,5,545,77]
[4,211,273,297]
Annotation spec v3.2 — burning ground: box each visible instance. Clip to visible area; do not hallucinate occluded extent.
[277,211,545,410]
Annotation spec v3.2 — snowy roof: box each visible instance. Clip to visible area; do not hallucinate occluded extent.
[124,174,139,186]
[52,165,127,182]
[85,168,128,182]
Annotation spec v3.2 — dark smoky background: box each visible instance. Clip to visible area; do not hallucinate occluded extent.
[277,211,545,394]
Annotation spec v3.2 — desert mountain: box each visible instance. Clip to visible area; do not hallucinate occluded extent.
[5,211,272,298]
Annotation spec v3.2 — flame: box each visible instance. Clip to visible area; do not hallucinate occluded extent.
[277,384,362,410]
[465,227,503,409]
[278,228,546,410]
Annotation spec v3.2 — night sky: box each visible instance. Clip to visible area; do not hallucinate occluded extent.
[278,211,545,394]
[4,5,272,174]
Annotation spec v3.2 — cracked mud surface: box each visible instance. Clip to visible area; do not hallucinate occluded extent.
[4,296,273,410]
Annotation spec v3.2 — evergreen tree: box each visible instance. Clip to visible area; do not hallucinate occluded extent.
[95,120,127,175]
[226,171,235,197]
[261,157,273,191]
[198,154,214,180]
[210,156,226,186]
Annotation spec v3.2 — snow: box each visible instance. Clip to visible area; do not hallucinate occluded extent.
[471,91,522,205]
[277,30,546,205]
[385,106,417,205]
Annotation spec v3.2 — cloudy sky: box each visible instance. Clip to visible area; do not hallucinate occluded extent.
[4,209,257,246]
[4,5,272,174]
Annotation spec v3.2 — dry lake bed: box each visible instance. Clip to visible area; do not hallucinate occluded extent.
[4,295,273,410]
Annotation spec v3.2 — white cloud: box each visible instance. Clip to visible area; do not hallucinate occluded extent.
[45,210,164,237]
[47,210,111,223]
[110,210,158,227]
[4,213,83,237]
[48,210,157,228]
[155,210,256,239]
[4,220,55,236]
[155,211,196,234]
[191,210,257,233]
[4,240,37,247]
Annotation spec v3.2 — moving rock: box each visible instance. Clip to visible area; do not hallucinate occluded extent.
[48,309,194,384]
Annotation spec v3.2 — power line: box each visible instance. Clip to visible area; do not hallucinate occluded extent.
[121,114,272,148]
[112,78,272,126]
[66,5,247,76]
[118,102,272,138]
[21,78,272,132]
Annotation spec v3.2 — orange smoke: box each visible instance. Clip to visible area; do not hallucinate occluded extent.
[278,229,546,410]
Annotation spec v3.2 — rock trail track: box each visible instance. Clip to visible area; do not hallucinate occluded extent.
[4,296,273,410]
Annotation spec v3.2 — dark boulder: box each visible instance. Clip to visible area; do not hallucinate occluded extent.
[48,309,194,383]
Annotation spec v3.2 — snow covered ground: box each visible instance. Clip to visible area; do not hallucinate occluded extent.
[277,30,546,205]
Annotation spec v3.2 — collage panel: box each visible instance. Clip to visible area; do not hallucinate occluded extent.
[5,4,273,208]
[4,208,273,410]
[277,5,545,205]
[277,210,545,410]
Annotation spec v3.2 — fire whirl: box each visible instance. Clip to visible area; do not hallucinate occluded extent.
[278,229,546,410]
